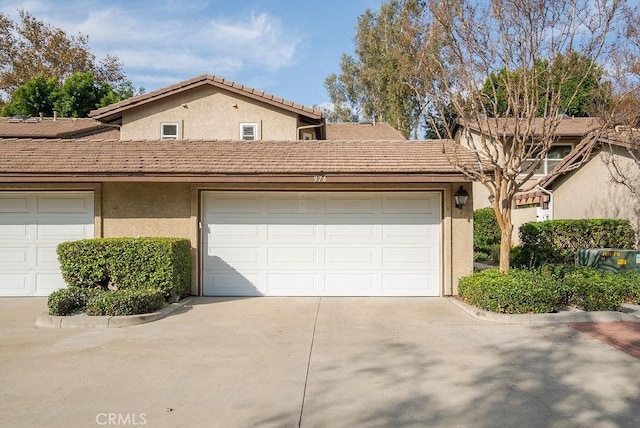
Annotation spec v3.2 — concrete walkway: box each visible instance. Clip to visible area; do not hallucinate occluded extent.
[1,297,640,427]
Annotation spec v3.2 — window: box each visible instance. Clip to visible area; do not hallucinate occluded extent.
[302,131,314,141]
[161,123,179,139]
[240,123,258,141]
[522,144,573,176]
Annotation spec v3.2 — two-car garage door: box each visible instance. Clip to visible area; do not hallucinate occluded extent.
[203,191,441,296]
[0,192,94,296]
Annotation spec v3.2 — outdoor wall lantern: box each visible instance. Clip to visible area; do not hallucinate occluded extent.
[454,186,469,209]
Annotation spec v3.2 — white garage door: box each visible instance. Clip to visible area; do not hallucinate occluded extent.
[0,192,94,296]
[203,191,441,296]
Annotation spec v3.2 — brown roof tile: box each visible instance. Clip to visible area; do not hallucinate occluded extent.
[0,139,481,179]
[326,122,406,140]
[0,117,119,139]
[459,117,602,137]
[89,74,324,123]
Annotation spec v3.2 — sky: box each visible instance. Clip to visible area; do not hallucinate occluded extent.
[0,0,387,108]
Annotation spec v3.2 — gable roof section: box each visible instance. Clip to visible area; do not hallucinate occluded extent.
[326,122,406,140]
[0,138,481,182]
[89,75,324,124]
[515,129,635,205]
[0,117,119,139]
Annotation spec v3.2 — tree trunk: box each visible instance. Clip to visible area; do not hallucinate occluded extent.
[499,212,514,273]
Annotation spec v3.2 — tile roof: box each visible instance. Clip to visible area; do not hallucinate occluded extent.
[459,117,602,137]
[0,117,119,139]
[0,139,482,180]
[89,75,324,123]
[326,122,406,140]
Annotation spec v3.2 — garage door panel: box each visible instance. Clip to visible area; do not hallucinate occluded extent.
[0,222,30,239]
[38,195,92,213]
[207,196,261,214]
[267,194,320,214]
[324,273,376,294]
[0,273,32,295]
[35,246,60,267]
[325,247,376,267]
[35,272,66,296]
[37,222,91,240]
[203,191,441,297]
[206,270,262,296]
[0,247,29,265]
[0,195,32,213]
[268,247,318,267]
[382,273,439,295]
[266,273,316,294]
[325,195,378,214]
[268,223,318,241]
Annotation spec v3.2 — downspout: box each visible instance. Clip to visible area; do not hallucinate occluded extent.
[536,185,553,220]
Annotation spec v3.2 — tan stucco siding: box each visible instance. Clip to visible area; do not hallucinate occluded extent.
[120,86,299,140]
[101,182,199,293]
[552,149,639,237]
[448,183,474,295]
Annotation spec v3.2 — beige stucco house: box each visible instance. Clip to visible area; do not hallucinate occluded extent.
[0,74,477,297]
[455,117,639,245]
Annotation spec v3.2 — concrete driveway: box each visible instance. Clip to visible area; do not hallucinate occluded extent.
[1,297,639,428]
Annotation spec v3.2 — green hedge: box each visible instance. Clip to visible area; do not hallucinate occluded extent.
[473,207,501,262]
[458,269,559,314]
[47,287,106,316]
[458,266,635,314]
[515,219,636,267]
[57,237,191,299]
[85,288,165,316]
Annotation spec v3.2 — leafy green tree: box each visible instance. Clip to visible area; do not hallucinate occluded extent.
[324,0,423,137]
[1,73,57,116]
[481,53,611,118]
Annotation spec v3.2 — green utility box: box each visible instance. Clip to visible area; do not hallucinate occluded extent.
[577,248,640,273]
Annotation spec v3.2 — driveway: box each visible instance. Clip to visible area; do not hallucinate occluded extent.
[1,297,639,427]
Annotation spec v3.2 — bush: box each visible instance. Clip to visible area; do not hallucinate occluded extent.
[85,288,165,316]
[48,287,106,316]
[621,272,640,304]
[517,219,636,267]
[57,237,191,299]
[563,267,626,311]
[474,207,501,261]
[458,269,560,314]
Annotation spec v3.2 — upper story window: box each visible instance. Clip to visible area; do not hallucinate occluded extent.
[161,123,179,139]
[522,144,574,176]
[240,123,258,141]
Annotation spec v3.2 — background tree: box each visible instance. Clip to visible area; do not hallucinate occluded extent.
[1,71,133,117]
[323,0,423,137]
[403,0,625,272]
[0,10,138,110]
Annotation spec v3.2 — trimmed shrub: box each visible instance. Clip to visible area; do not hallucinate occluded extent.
[474,207,501,261]
[622,272,640,304]
[48,287,106,316]
[458,269,560,314]
[517,219,636,267]
[562,266,626,311]
[85,288,165,316]
[57,237,191,299]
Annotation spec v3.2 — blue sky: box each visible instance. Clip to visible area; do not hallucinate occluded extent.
[0,0,386,108]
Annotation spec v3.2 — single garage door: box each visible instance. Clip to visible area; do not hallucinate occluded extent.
[0,192,94,296]
[203,191,441,296]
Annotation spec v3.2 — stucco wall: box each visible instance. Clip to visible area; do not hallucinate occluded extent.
[121,85,299,140]
[449,183,474,295]
[552,148,639,242]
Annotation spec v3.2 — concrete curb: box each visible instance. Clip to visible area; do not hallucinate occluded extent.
[447,297,640,324]
[35,297,193,329]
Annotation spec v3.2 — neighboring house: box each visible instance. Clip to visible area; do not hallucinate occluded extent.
[0,74,477,298]
[516,129,640,246]
[0,116,119,139]
[453,117,621,241]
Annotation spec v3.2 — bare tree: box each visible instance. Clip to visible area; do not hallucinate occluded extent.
[402,0,626,272]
